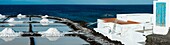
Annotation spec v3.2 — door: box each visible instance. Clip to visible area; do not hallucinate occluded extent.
[156,2,166,27]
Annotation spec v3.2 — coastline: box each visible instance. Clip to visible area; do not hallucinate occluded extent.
[41,15,123,45]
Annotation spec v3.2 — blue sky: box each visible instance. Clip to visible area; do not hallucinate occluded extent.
[0,0,153,5]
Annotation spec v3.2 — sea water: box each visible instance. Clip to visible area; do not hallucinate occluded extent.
[0,5,153,45]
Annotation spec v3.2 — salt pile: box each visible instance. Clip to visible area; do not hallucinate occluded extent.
[17,14,26,19]
[0,14,6,19]
[39,28,61,36]
[40,18,49,25]
[0,28,19,36]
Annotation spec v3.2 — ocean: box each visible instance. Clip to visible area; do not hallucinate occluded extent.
[0,5,153,28]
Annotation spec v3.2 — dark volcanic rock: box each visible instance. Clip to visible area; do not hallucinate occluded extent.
[146,28,170,45]
[146,34,170,45]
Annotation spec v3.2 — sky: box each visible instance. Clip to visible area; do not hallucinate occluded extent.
[0,0,153,5]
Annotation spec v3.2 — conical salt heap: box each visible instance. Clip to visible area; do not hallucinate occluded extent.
[0,14,6,19]
[7,18,15,22]
[7,18,16,26]
[0,28,18,36]
[1,28,15,34]
[17,14,26,19]
[40,18,49,25]
[41,15,49,19]
[41,28,61,36]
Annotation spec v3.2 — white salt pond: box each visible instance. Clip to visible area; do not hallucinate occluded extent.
[32,23,72,32]
[31,17,57,22]
[0,16,91,45]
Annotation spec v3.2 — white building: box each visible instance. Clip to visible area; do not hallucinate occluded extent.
[94,14,153,45]
[94,0,169,45]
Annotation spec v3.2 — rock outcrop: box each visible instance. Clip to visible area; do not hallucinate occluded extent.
[146,28,170,45]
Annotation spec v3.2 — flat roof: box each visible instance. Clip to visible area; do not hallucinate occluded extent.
[101,18,140,25]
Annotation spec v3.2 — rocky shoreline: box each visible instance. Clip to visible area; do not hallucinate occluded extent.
[42,15,123,45]
[146,28,170,45]
[27,15,170,45]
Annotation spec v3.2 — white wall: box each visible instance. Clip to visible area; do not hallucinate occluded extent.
[158,0,166,1]
[117,14,153,23]
[96,19,115,33]
[166,0,170,27]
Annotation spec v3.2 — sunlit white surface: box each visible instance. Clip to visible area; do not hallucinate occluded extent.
[1,28,15,33]
[7,18,14,22]
[94,13,154,45]
[39,28,61,36]
[153,26,169,35]
[0,28,20,37]
[7,17,29,22]
[41,15,49,19]
[0,14,6,19]
[31,17,57,22]
[17,14,26,19]
[40,18,50,26]
[6,18,24,23]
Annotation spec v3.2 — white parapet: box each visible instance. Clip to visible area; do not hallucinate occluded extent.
[153,26,169,35]
[117,13,153,23]
[117,13,153,30]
